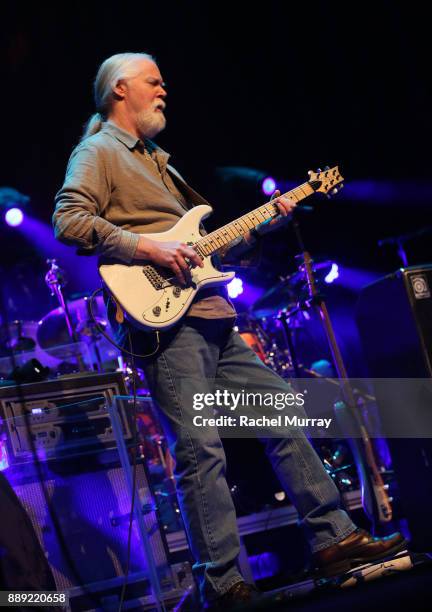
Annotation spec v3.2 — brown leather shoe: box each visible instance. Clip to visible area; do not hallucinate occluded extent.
[313,528,408,577]
[205,581,260,610]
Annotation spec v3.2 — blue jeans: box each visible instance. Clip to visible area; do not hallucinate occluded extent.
[133,317,356,603]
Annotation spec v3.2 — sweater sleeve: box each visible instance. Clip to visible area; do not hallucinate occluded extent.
[53,143,139,263]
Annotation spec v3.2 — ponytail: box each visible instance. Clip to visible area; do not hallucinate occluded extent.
[81,112,105,141]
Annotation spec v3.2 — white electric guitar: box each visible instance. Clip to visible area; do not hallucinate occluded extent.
[99,167,344,331]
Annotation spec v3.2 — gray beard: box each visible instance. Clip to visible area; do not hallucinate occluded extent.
[136,108,166,139]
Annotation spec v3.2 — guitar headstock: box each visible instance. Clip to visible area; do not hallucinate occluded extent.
[308,166,344,197]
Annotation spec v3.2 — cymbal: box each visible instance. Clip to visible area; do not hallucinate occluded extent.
[37,296,119,364]
[286,260,335,290]
[0,320,71,375]
[251,281,296,319]
[251,260,334,318]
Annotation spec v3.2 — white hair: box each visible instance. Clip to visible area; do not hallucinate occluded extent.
[82,52,156,140]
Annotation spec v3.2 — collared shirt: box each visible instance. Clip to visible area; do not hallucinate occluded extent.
[53,121,235,319]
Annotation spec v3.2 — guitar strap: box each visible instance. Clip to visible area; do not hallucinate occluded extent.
[166,165,214,211]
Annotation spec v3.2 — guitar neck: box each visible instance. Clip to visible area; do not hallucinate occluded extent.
[195,181,315,257]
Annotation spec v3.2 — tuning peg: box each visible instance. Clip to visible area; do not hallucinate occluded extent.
[324,165,330,171]
[331,188,338,195]
[317,168,322,172]
[340,183,344,189]
[308,169,313,176]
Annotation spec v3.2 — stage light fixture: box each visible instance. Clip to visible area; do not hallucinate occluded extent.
[324,263,339,284]
[262,177,277,195]
[227,277,244,299]
[5,207,24,227]
[0,187,29,228]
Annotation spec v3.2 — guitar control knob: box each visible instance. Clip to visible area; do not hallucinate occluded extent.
[152,306,161,317]
[173,286,181,298]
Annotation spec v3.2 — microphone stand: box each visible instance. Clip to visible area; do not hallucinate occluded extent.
[290,214,392,526]
[278,305,303,379]
[378,226,432,267]
[45,259,85,372]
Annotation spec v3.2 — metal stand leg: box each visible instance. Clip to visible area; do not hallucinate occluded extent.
[108,395,164,612]
[290,213,392,526]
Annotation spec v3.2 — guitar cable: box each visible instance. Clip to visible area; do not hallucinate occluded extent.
[88,286,160,359]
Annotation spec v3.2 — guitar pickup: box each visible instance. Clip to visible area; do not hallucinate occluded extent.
[142,265,172,290]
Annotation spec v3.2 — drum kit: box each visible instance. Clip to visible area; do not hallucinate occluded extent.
[0,260,121,380]
[236,259,336,378]
[0,298,120,378]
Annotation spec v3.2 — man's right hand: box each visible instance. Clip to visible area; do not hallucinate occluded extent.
[135,235,204,286]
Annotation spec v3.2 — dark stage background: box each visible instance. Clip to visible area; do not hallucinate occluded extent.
[1,1,431,376]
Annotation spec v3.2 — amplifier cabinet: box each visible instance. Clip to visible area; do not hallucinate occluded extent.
[356,265,432,377]
[356,266,432,551]
[0,373,191,609]
[0,372,131,463]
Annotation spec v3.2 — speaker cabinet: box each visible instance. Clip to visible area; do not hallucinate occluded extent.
[0,373,191,610]
[356,265,432,378]
[356,266,432,550]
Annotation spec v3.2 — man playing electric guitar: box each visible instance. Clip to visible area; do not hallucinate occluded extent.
[53,52,405,611]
